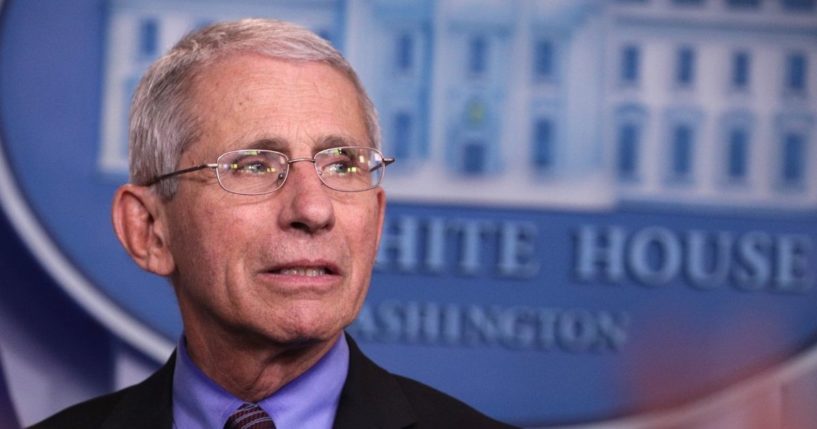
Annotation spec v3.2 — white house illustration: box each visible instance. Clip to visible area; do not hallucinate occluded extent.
[98,0,817,210]
[606,0,817,210]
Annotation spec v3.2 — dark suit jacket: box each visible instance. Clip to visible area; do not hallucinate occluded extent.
[30,336,516,428]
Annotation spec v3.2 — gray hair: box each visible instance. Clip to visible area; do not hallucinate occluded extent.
[129,18,381,198]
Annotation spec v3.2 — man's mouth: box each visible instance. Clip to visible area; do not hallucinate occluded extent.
[276,267,329,277]
[259,262,341,292]
[266,261,340,277]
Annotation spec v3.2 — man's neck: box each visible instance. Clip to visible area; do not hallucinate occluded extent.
[183,329,341,402]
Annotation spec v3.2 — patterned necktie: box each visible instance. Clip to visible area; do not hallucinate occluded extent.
[224,403,276,429]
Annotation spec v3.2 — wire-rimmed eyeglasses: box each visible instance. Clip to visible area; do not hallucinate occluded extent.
[145,146,395,195]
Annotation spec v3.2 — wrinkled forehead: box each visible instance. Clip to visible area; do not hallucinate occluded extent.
[183,54,370,159]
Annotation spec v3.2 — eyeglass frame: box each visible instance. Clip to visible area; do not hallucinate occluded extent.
[144,146,395,195]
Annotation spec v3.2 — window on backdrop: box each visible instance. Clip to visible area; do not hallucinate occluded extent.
[675,46,696,88]
[731,51,751,91]
[620,44,641,85]
[785,53,808,94]
[532,118,554,171]
[670,124,695,181]
[781,132,807,186]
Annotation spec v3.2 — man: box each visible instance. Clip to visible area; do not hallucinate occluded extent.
[32,19,514,429]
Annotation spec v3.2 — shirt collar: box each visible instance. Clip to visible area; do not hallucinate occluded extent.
[172,334,349,429]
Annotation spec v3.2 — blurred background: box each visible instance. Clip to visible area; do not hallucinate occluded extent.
[1,0,816,427]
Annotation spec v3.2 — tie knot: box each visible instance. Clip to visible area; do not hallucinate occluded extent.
[224,403,276,429]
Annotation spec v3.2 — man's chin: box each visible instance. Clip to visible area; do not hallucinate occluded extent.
[266,306,351,344]
[267,324,343,348]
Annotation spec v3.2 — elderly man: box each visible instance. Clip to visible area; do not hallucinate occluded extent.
[32,18,514,429]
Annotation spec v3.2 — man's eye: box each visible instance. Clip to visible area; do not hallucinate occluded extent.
[232,159,274,174]
[325,161,357,176]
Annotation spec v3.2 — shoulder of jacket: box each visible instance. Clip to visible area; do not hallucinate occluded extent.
[27,386,133,429]
[391,374,519,429]
[28,353,175,429]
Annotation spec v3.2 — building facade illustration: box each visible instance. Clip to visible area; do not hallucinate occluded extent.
[98,0,817,209]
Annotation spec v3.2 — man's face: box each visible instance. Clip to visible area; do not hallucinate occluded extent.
[160,54,385,347]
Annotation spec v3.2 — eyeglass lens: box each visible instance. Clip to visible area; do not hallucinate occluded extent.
[214,147,385,195]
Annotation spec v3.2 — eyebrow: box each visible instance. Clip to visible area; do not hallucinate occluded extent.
[314,135,368,151]
[235,134,368,155]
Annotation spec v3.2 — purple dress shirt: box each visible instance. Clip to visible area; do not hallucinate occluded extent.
[172,335,349,429]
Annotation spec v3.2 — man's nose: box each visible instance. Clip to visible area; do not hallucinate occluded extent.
[277,161,335,234]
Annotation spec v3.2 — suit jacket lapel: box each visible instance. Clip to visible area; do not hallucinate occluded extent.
[333,335,417,429]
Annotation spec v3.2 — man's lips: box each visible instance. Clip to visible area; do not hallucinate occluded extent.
[257,261,341,294]
[262,260,341,277]
[276,267,329,277]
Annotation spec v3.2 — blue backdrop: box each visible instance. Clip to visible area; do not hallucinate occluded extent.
[1,0,816,427]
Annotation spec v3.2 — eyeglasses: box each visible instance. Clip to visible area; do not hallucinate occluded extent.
[146,146,395,195]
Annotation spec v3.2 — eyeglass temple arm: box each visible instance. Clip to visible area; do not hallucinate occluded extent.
[144,163,218,186]
[369,157,395,173]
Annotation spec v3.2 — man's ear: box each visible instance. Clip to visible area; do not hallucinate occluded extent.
[111,184,176,276]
